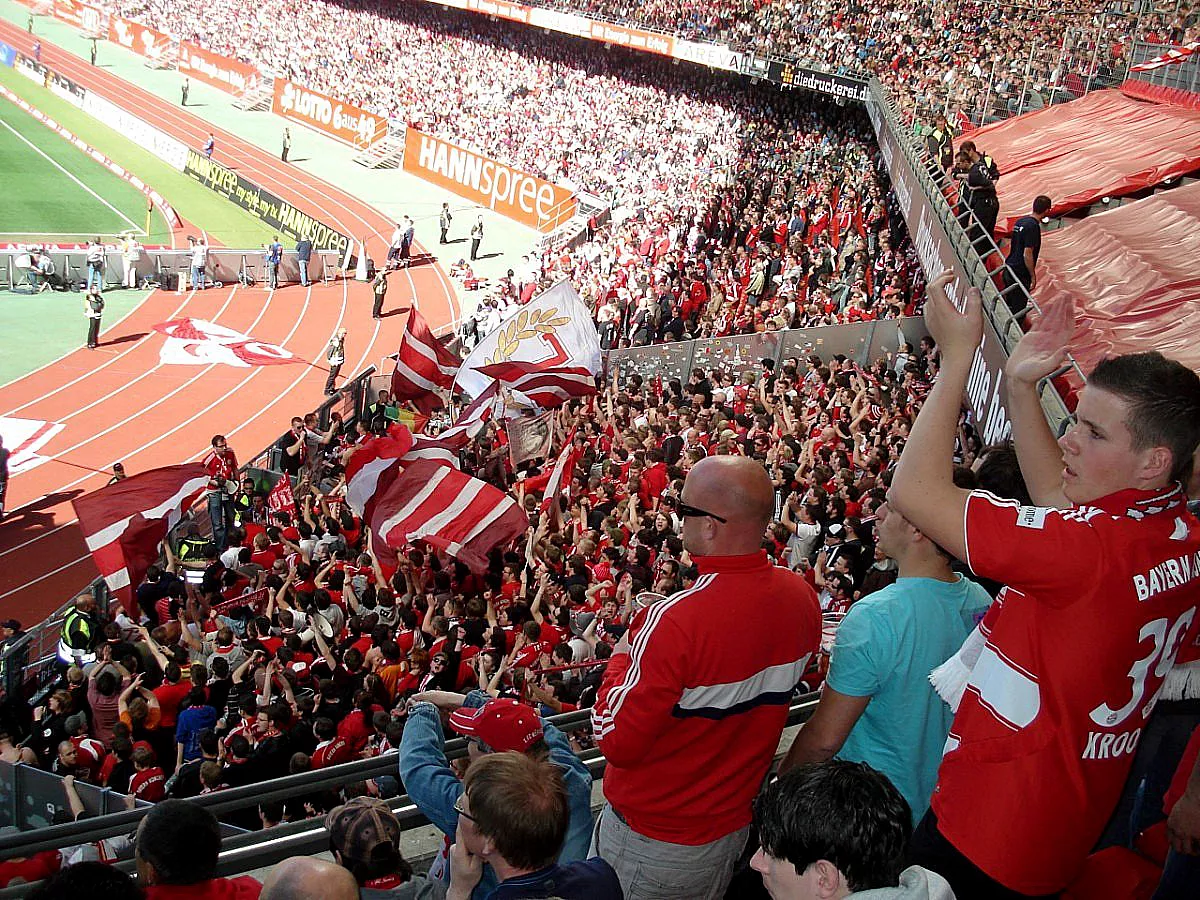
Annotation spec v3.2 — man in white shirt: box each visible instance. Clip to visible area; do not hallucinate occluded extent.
[189,235,209,291]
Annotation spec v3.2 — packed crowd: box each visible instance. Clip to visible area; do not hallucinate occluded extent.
[3,339,946,871]
[539,0,1199,123]
[109,0,919,343]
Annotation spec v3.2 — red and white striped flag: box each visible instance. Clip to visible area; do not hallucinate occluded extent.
[344,427,414,519]
[390,308,461,410]
[72,464,209,614]
[476,360,597,409]
[540,441,581,515]
[1131,42,1200,71]
[266,475,297,518]
[368,459,528,573]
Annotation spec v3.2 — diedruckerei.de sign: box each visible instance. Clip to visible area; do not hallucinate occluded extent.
[402,128,577,233]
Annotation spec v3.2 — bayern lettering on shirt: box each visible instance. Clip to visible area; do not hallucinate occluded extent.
[1133,548,1200,602]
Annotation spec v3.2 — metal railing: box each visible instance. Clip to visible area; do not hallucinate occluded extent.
[0,692,819,891]
[602,318,929,388]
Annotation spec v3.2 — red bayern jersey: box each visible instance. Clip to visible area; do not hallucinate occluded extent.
[936,486,1200,894]
[130,766,166,803]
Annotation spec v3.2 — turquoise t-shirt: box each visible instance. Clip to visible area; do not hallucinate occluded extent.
[826,574,992,824]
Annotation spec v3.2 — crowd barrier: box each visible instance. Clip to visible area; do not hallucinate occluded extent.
[603,318,929,387]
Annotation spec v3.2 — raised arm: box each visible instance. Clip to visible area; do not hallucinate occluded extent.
[1003,297,1075,508]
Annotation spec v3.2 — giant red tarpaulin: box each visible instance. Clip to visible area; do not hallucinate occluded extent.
[970,90,1200,236]
[1034,180,1200,395]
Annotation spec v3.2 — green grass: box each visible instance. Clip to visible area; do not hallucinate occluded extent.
[0,287,151,384]
[0,94,171,244]
[0,65,280,247]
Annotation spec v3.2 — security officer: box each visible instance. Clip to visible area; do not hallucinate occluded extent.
[324,328,347,395]
[925,113,955,172]
[177,522,213,564]
[57,594,101,668]
[231,475,256,527]
[962,141,1000,248]
[371,269,387,319]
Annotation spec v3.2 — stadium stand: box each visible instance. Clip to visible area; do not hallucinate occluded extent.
[3,0,1200,897]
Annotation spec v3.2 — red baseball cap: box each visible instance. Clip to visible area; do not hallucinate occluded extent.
[448,699,543,752]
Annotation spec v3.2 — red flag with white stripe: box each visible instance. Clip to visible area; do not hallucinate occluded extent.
[267,475,297,517]
[390,308,461,410]
[368,459,528,573]
[540,441,581,515]
[1131,42,1200,71]
[344,427,413,519]
[71,464,209,614]
[476,360,597,409]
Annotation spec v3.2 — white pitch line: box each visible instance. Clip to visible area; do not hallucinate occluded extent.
[0,116,141,232]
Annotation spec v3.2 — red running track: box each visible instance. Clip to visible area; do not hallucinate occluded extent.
[0,21,460,625]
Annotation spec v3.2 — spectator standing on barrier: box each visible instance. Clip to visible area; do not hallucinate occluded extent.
[324,328,347,396]
[439,203,453,244]
[281,127,291,163]
[267,236,284,291]
[1002,195,1052,318]
[372,269,387,319]
[85,238,104,290]
[893,273,1200,899]
[296,234,313,288]
[203,133,215,160]
[469,217,483,262]
[779,496,991,825]
[181,77,189,106]
[135,799,262,898]
[83,285,104,350]
[963,142,1000,248]
[203,434,239,551]
[189,234,209,291]
[751,761,954,899]
[591,456,822,900]
[325,796,441,898]
[448,752,622,900]
[400,692,594,897]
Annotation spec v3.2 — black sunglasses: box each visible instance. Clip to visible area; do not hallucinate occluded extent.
[674,499,727,524]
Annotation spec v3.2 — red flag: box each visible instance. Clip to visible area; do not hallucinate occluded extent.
[266,475,297,518]
[403,435,462,469]
[540,442,581,515]
[476,360,597,409]
[369,459,528,573]
[72,464,209,614]
[344,427,413,519]
[390,308,461,409]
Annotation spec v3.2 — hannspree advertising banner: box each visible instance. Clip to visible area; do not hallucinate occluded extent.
[182,150,351,254]
[402,128,577,233]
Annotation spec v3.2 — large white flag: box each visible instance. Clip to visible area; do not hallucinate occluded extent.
[455,281,601,401]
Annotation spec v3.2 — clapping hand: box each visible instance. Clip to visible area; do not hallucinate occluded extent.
[1006,296,1074,386]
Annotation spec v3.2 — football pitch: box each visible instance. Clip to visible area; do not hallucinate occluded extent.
[0,92,172,245]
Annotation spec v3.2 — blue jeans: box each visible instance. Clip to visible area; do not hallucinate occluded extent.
[207,493,229,550]
[298,259,310,286]
[593,803,748,900]
[191,265,205,290]
[87,263,102,289]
